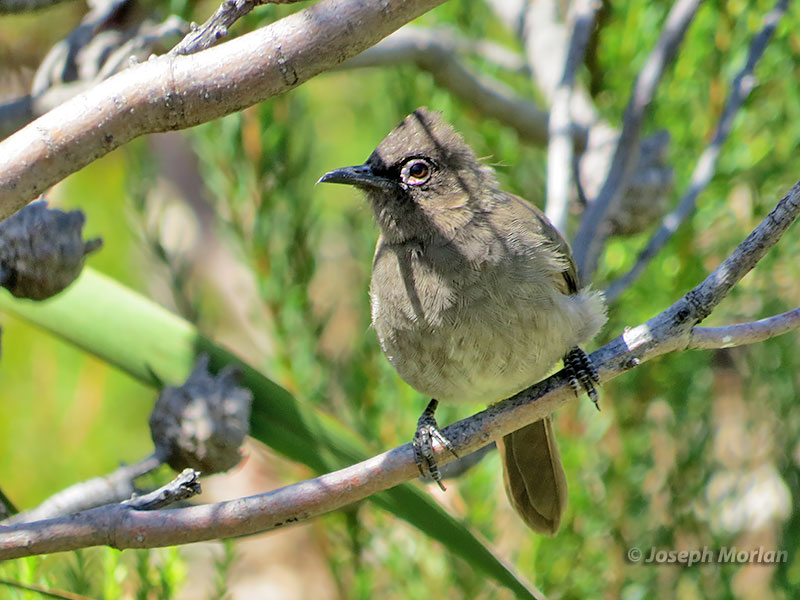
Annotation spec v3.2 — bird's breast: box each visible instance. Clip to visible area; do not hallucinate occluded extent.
[370,243,579,404]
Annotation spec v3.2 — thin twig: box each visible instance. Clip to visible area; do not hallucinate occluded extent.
[4,453,163,525]
[170,0,304,56]
[605,0,789,302]
[572,0,703,281]
[123,468,202,510]
[97,16,189,79]
[0,0,74,13]
[688,307,800,350]
[1,181,797,560]
[520,1,601,132]
[499,0,673,234]
[673,183,800,323]
[345,25,529,73]
[545,0,600,233]
[341,27,587,149]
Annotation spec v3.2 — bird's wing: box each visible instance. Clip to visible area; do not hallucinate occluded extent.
[505,193,580,294]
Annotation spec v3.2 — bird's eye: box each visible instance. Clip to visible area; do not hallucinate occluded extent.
[409,162,428,178]
[401,159,432,186]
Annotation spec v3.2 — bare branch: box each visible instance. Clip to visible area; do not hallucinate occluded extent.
[584,182,800,380]
[485,0,526,38]
[170,0,304,57]
[0,0,448,220]
[1,181,797,560]
[688,308,800,350]
[347,26,529,73]
[30,0,133,98]
[545,0,600,233]
[0,17,188,140]
[340,27,588,149]
[4,453,162,525]
[123,468,202,510]
[522,0,600,128]
[496,0,675,238]
[572,0,703,281]
[0,0,74,13]
[604,0,789,302]
[96,17,190,79]
[678,184,800,321]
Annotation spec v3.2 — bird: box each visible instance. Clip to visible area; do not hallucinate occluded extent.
[318,107,607,534]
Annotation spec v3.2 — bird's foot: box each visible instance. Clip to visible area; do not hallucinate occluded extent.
[413,399,458,491]
[564,347,601,410]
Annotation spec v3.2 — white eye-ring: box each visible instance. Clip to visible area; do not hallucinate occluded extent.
[400,158,432,186]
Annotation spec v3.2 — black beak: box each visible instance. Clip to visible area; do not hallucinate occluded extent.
[317,164,396,190]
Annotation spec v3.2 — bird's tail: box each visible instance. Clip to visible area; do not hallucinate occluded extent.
[497,416,567,535]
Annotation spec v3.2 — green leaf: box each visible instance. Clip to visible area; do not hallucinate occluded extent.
[0,268,538,599]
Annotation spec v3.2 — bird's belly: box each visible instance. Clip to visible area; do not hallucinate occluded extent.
[375,295,574,405]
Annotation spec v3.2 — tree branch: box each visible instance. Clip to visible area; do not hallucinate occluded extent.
[1,181,797,560]
[0,16,188,140]
[122,468,202,510]
[521,0,600,128]
[341,25,530,75]
[688,307,800,350]
[0,0,448,220]
[545,0,600,233]
[170,0,305,56]
[604,0,789,302]
[494,0,675,240]
[340,27,589,149]
[0,0,74,13]
[4,453,163,525]
[572,0,703,281]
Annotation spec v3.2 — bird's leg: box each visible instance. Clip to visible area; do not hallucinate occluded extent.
[564,347,601,410]
[413,399,458,491]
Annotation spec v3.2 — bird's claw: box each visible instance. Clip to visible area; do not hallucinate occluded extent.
[413,399,458,491]
[565,346,601,410]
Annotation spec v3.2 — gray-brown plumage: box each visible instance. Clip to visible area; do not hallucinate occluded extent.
[319,108,606,534]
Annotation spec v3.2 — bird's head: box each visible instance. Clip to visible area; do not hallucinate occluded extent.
[319,108,497,244]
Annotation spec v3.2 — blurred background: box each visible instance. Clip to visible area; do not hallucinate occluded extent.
[1,0,800,598]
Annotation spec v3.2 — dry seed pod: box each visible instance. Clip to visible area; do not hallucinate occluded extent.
[149,355,253,474]
[609,131,674,236]
[579,128,674,236]
[0,201,102,300]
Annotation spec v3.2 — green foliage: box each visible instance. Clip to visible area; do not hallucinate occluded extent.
[208,540,236,600]
[2,0,800,598]
[0,547,187,600]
